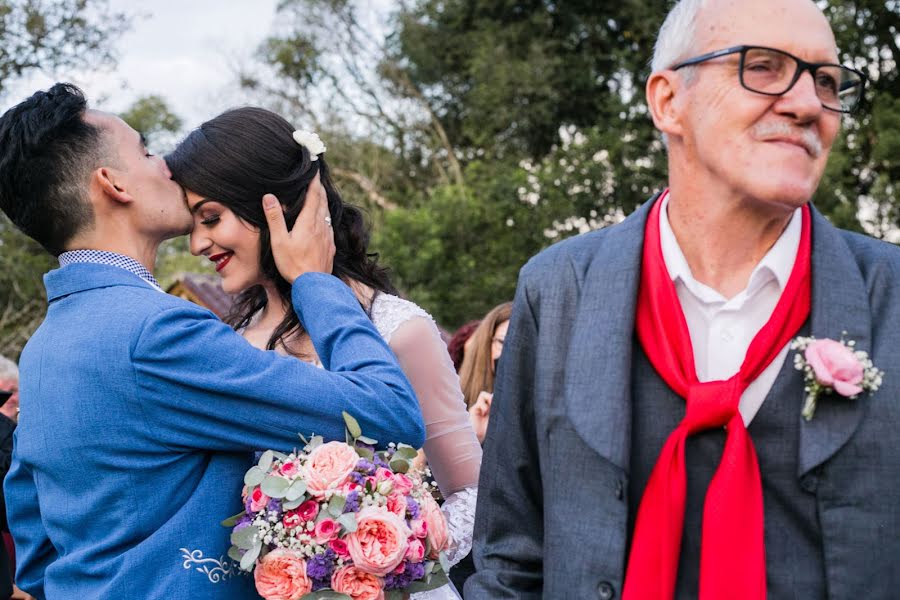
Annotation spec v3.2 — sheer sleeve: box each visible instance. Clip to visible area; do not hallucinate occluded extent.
[386,316,482,495]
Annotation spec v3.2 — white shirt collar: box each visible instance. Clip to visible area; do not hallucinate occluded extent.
[658,190,802,302]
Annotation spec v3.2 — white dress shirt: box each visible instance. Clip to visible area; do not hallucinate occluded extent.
[658,193,802,425]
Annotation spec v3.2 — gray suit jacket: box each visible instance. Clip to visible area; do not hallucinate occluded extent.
[466,197,900,599]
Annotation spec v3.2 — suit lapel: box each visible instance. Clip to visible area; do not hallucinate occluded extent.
[797,207,870,477]
[565,196,656,472]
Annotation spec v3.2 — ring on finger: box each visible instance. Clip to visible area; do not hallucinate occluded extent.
[324,216,333,227]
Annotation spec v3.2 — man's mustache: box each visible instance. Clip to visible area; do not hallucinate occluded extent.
[752,121,823,158]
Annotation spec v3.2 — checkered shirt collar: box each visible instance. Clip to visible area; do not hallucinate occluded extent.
[58,250,161,290]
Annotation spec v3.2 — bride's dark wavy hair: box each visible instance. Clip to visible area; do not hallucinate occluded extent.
[166,106,397,351]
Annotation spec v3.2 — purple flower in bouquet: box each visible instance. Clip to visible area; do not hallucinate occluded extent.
[373,454,390,470]
[306,548,337,591]
[267,498,282,514]
[384,560,427,590]
[356,458,377,476]
[406,497,421,520]
[233,514,252,533]
[344,490,361,513]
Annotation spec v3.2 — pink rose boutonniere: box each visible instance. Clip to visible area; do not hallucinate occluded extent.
[791,334,884,420]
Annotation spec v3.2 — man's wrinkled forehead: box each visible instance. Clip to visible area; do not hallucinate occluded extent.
[694,0,838,62]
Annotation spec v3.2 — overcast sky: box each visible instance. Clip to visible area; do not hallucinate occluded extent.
[4,0,280,129]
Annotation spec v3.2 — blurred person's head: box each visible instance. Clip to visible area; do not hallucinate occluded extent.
[167,106,396,351]
[458,302,513,409]
[646,0,854,216]
[0,83,190,258]
[0,355,19,408]
[447,320,481,372]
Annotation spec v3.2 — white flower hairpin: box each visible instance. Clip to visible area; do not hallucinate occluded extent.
[292,130,326,161]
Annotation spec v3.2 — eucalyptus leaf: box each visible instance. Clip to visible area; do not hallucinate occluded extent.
[227,544,243,564]
[337,512,357,533]
[342,411,362,439]
[395,444,419,460]
[389,458,410,474]
[385,591,405,600]
[260,475,291,498]
[240,541,261,570]
[424,559,435,576]
[438,550,450,574]
[282,497,304,510]
[300,591,353,600]
[244,466,266,487]
[405,570,450,593]
[307,435,324,452]
[220,511,246,528]
[328,494,346,517]
[284,480,308,502]
[356,435,378,445]
[257,450,274,471]
[230,525,258,550]
[355,446,374,460]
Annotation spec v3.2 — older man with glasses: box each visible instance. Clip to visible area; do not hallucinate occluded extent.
[467,0,899,599]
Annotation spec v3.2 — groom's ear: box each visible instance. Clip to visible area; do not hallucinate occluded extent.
[92,167,133,205]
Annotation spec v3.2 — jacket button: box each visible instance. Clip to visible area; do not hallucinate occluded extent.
[598,581,615,599]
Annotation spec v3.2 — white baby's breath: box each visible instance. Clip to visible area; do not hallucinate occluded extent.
[791,334,884,420]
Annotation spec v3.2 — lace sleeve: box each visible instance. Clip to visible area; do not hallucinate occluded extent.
[386,315,482,495]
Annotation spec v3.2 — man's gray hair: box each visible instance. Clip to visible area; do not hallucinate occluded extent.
[651,0,710,73]
[0,356,18,380]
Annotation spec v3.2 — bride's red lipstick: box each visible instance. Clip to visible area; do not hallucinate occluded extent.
[208,252,232,272]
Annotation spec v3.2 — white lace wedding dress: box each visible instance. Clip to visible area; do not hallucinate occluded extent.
[369,293,481,600]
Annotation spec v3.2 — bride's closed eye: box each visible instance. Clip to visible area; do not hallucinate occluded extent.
[199,214,220,226]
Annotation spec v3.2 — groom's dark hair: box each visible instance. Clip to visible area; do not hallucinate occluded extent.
[0,83,102,256]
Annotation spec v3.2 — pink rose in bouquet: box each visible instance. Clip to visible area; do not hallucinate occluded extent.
[419,492,449,558]
[406,538,426,562]
[331,565,385,600]
[223,414,454,598]
[254,549,312,600]
[329,538,350,558]
[391,473,414,496]
[346,506,411,576]
[302,441,359,497]
[386,491,408,516]
[296,499,319,522]
[314,518,339,544]
[249,487,270,513]
[804,339,865,396]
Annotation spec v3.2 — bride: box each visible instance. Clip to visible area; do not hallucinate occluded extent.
[166,107,481,599]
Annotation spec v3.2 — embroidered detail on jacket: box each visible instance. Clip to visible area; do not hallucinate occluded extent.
[179,548,240,583]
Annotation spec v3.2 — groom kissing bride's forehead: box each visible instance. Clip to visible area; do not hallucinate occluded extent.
[467,0,898,599]
[0,84,425,598]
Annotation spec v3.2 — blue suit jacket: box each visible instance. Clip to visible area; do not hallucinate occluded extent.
[467,198,900,599]
[5,264,424,599]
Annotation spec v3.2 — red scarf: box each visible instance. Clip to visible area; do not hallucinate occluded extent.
[623,192,811,599]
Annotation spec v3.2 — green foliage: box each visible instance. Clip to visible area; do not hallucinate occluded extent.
[119,95,184,153]
[0,0,130,98]
[250,0,899,327]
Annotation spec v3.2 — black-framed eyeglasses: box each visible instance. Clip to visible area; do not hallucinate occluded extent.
[670,45,866,114]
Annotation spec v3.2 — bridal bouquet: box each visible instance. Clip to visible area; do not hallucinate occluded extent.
[223,413,450,600]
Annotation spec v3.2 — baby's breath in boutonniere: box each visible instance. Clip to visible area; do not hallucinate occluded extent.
[791,334,884,421]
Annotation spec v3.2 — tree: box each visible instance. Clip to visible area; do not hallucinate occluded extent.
[0,0,130,98]
[247,0,899,327]
[120,94,183,153]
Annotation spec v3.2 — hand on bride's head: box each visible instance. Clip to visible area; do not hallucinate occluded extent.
[263,173,335,282]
